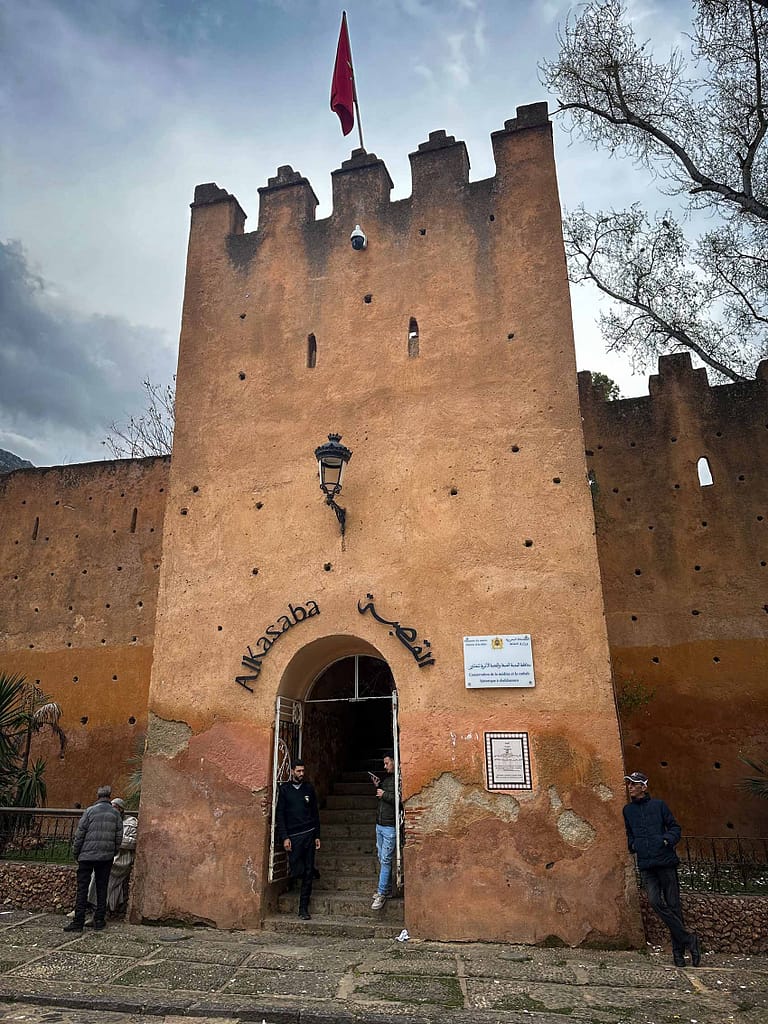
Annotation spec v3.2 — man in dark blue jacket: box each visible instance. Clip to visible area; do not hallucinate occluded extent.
[276,760,320,920]
[622,771,700,966]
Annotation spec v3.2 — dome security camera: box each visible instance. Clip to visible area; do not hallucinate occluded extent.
[350,224,367,251]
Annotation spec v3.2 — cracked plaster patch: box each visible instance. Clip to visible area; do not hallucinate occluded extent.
[146,711,192,758]
[593,783,614,801]
[406,772,519,833]
[548,785,563,811]
[556,809,597,849]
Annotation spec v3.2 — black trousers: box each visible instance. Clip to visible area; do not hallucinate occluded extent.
[288,832,317,910]
[640,866,691,952]
[74,859,112,924]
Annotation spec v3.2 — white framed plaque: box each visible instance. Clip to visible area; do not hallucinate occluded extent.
[463,635,535,688]
[485,732,532,791]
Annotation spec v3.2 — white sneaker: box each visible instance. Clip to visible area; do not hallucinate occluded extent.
[371,893,386,910]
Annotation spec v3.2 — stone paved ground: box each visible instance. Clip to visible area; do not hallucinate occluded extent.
[0,909,766,1023]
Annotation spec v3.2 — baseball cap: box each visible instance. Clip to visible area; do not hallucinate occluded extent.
[624,771,648,785]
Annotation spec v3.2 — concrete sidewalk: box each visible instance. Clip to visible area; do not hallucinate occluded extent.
[0,909,766,1023]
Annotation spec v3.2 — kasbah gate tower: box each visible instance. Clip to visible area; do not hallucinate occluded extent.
[131,100,644,945]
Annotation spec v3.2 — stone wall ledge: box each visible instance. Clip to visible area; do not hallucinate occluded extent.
[640,890,768,954]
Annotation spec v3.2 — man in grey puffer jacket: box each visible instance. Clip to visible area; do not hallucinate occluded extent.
[64,785,123,932]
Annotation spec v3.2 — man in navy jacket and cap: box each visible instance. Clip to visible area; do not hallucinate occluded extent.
[622,770,701,967]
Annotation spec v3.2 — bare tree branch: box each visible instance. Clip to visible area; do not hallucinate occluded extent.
[102,377,175,459]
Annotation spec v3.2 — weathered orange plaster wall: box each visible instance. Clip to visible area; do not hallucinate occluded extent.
[0,458,168,805]
[133,104,641,944]
[580,356,768,837]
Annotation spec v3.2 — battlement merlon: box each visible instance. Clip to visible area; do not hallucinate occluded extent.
[190,183,247,236]
[187,102,553,240]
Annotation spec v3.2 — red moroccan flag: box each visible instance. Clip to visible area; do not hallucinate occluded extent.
[330,12,355,136]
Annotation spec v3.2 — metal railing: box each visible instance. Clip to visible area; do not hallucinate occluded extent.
[676,836,768,895]
[1,808,89,864]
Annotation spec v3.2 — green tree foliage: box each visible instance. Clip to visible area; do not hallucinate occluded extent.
[590,371,622,400]
[0,672,66,808]
[541,0,767,382]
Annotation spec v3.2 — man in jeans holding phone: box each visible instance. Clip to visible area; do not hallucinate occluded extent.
[370,752,397,911]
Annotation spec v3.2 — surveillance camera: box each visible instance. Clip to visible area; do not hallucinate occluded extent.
[350,224,367,251]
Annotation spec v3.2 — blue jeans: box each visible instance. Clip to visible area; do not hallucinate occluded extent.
[376,824,396,896]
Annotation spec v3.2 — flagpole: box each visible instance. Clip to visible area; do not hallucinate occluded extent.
[344,12,365,151]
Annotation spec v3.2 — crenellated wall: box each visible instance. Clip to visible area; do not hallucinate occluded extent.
[579,354,768,837]
[0,457,169,806]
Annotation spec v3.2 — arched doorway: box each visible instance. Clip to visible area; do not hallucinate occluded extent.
[268,644,404,927]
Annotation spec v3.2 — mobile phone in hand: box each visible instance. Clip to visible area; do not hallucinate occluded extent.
[368,771,380,786]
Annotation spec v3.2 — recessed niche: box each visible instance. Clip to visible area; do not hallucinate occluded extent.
[489,214,495,222]
[117,566,123,571]
[256,501,264,510]
[545,862,554,869]
[130,507,137,533]
[180,508,188,516]
[307,333,317,369]
[323,563,332,571]
[660,760,668,767]
[726,822,735,829]
[73,676,79,683]
[252,568,259,576]
[364,294,372,304]
[692,609,700,616]
[634,568,642,576]
[694,565,701,571]
[713,657,720,663]
[239,312,246,319]
[612,487,619,493]
[585,449,594,457]
[652,657,660,664]
[217,625,223,631]
[238,371,246,380]
[419,228,426,236]
[137,601,143,608]
[511,445,520,453]
[507,332,515,341]
[191,485,199,493]
[112,675,118,681]
[128,717,136,725]
[738,475,745,481]
[450,487,458,496]
[80,717,88,725]
[631,615,638,621]
[552,478,561,484]
[714,762,721,769]
[523,539,534,547]
[701,521,708,527]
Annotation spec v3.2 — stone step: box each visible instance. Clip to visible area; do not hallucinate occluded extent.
[330,782,374,796]
[278,890,404,921]
[322,807,376,823]
[262,913,406,940]
[322,821,373,839]
[325,793,378,809]
[318,837,377,855]
[315,853,377,874]
[314,874,378,893]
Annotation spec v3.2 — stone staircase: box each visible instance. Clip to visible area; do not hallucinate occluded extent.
[264,760,405,938]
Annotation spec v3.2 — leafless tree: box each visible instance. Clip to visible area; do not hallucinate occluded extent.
[102,377,175,458]
[541,0,767,382]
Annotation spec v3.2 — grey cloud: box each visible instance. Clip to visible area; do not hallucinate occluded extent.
[0,240,176,466]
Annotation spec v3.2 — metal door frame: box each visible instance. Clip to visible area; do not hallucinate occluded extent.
[268,696,303,883]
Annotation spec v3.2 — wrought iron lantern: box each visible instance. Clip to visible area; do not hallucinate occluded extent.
[314,433,352,535]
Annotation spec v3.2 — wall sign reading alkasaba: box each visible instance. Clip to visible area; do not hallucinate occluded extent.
[485,732,532,791]
[463,634,535,688]
[235,601,320,692]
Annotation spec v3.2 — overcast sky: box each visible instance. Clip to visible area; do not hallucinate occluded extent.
[0,0,694,467]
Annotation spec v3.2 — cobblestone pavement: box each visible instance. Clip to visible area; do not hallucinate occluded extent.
[0,909,766,1023]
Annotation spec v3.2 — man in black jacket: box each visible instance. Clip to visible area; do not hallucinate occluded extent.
[622,771,701,966]
[63,785,123,933]
[276,760,320,920]
[370,752,397,911]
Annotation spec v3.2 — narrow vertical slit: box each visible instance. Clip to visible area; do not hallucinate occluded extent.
[130,507,138,533]
[307,333,317,368]
[408,317,419,358]
[32,516,39,541]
